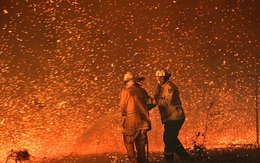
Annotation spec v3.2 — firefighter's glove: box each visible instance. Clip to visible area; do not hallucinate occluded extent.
[147,97,157,105]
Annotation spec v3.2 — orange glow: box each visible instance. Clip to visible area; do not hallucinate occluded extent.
[0,0,259,162]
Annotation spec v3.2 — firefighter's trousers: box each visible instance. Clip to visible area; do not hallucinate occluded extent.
[123,130,148,163]
[163,119,191,161]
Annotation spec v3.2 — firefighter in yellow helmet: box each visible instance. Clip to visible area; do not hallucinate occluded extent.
[154,68,193,163]
[119,72,151,163]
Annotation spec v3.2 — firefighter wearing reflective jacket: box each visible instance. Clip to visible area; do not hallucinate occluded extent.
[154,68,193,163]
[119,72,151,163]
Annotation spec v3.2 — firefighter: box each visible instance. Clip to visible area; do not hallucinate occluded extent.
[119,72,151,163]
[154,68,193,163]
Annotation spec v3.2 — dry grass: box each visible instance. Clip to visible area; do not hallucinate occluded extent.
[45,148,260,163]
[4,148,260,163]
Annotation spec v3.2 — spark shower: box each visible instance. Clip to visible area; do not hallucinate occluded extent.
[0,0,259,161]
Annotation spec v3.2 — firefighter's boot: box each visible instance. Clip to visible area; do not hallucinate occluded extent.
[163,153,174,163]
[175,145,193,163]
[137,157,147,163]
[128,156,138,163]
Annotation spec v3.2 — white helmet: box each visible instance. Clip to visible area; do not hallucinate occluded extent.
[124,72,134,82]
[155,68,171,77]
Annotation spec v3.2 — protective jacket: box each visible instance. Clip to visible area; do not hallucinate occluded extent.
[119,84,151,134]
[156,80,185,124]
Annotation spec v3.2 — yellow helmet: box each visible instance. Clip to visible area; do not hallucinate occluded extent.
[155,68,171,77]
[124,72,134,82]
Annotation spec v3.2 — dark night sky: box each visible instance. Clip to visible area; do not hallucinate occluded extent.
[0,0,259,160]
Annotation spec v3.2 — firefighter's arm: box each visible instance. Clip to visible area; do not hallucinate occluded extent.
[119,90,127,116]
[158,87,172,107]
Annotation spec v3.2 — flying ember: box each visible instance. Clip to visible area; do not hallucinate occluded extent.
[0,0,259,162]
